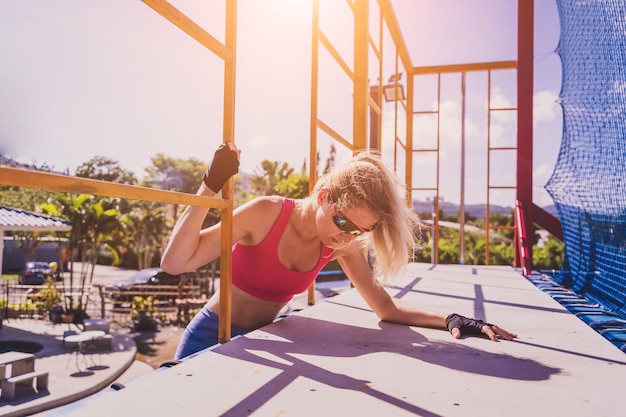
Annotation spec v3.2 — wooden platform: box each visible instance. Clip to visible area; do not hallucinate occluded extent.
[53,263,626,417]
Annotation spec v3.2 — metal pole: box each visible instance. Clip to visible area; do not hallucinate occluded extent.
[517,0,535,268]
[369,85,381,150]
[432,195,442,264]
[308,0,320,306]
[431,197,436,264]
[459,72,466,265]
[353,0,369,151]
[218,0,237,344]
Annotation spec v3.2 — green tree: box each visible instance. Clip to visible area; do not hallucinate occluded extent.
[412,228,432,263]
[437,228,461,264]
[489,211,515,240]
[251,160,295,196]
[321,144,336,175]
[40,194,119,316]
[75,156,137,185]
[0,159,60,213]
[465,232,486,265]
[144,154,206,194]
[121,200,168,270]
[533,236,564,270]
[275,171,310,199]
[0,187,59,213]
[489,241,515,265]
[144,154,208,224]
[445,211,477,223]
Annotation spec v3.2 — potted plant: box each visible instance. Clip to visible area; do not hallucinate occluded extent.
[39,277,61,320]
[49,304,64,324]
[131,295,159,331]
[61,310,76,324]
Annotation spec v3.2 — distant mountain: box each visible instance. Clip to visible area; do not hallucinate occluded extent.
[0,154,66,174]
[0,154,25,168]
[412,200,513,220]
[413,199,560,220]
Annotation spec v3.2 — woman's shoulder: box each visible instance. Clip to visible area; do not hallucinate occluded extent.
[235,196,289,245]
[247,195,287,210]
[236,196,287,219]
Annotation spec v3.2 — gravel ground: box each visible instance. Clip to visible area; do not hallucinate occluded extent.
[110,322,183,369]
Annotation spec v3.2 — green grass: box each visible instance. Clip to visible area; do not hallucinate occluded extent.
[1,274,19,281]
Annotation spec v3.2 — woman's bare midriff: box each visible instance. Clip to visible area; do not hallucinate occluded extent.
[205,284,289,330]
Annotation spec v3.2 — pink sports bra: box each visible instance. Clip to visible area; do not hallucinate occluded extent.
[231,198,334,302]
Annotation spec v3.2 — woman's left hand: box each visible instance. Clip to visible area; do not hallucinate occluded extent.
[446,313,517,342]
[202,142,241,193]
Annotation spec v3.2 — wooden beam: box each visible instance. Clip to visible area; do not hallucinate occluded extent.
[0,167,227,209]
[218,0,238,345]
[353,0,369,151]
[412,61,517,75]
[141,0,232,62]
[378,0,413,72]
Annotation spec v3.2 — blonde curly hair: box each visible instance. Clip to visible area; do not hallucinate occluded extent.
[311,151,421,282]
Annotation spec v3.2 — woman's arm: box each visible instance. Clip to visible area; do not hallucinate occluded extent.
[338,246,517,341]
[161,183,223,274]
[338,249,446,328]
[161,143,240,274]
[162,194,283,274]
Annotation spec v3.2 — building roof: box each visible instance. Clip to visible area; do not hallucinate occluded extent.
[0,205,72,232]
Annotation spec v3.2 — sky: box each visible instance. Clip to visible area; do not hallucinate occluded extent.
[0,0,562,208]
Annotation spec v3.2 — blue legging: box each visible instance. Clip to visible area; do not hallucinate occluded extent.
[175,305,249,360]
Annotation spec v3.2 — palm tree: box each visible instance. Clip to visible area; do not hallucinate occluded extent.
[121,200,168,270]
[40,193,119,318]
[251,160,295,196]
[144,154,207,224]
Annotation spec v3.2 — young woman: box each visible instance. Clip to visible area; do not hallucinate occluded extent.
[162,143,517,360]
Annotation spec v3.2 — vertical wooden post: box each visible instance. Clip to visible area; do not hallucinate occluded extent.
[353,0,369,151]
[516,0,534,270]
[218,0,237,344]
[307,0,320,306]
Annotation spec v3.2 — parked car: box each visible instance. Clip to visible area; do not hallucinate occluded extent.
[107,267,181,288]
[20,261,54,285]
[105,267,184,305]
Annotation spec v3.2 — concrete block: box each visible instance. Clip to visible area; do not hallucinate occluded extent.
[0,370,49,401]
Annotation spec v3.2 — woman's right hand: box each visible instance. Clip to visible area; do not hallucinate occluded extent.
[202,142,241,193]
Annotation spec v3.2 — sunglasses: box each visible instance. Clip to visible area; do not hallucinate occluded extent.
[332,210,375,236]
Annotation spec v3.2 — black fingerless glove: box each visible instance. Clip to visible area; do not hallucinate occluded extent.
[445,313,493,336]
[203,143,240,193]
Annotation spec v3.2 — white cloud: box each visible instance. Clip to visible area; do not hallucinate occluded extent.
[533,163,554,185]
[533,90,560,126]
[439,99,482,153]
[533,164,557,207]
[490,87,516,124]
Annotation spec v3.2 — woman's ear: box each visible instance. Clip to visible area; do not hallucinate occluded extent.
[317,188,328,205]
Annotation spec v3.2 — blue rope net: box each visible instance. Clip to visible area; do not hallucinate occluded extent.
[545,0,626,319]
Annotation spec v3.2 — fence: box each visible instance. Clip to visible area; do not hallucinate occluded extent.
[0,277,215,328]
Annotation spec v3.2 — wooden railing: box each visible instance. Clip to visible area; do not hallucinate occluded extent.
[100,283,205,324]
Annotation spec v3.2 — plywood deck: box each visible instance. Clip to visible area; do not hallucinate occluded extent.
[53,263,626,417]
